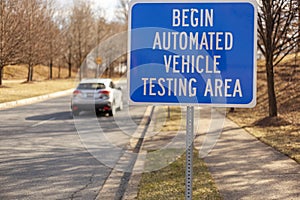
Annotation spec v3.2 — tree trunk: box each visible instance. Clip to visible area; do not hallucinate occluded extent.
[298,0,300,52]
[79,68,82,80]
[27,64,33,82]
[265,1,277,117]
[0,67,3,86]
[68,62,72,78]
[266,61,278,117]
[30,65,33,81]
[27,65,31,82]
[58,65,61,79]
[109,65,113,78]
[49,60,53,80]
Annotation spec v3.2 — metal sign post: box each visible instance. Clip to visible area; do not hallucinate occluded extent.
[128,1,257,199]
[186,106,194,200]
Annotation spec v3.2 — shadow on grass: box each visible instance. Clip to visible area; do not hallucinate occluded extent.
[253,116,291,127]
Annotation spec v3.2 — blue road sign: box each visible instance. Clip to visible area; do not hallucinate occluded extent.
[128,0,257,107]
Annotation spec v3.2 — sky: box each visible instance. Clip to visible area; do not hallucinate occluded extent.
[56,0,119,21]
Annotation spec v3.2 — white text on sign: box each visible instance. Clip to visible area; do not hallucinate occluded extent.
[141,8,243,98]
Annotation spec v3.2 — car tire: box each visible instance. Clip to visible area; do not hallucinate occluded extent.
[72,110,80,116]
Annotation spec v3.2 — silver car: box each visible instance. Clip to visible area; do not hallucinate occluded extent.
[71,79,123,116]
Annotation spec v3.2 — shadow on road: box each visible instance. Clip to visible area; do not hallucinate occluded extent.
[26,111,73,121]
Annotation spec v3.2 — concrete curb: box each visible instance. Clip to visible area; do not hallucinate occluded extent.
[122,106,156,200]
[122,150,147,200]
[0,89,74,110]
[96,106,154,200]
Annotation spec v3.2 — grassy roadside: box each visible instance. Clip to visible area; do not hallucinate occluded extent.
[0,65,126,103]
[0,79,76,103]
[0,65,77,103]
[137,106,222,199]
[138,151,222,200]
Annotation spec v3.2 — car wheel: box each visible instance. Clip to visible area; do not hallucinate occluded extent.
[95,110,101,117]
[72,110,80,116]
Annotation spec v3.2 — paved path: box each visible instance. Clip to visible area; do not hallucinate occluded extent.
[200,108,300,200]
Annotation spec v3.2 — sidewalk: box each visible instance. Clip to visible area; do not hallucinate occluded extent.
[202,109,300,200]
[125,106,300,199]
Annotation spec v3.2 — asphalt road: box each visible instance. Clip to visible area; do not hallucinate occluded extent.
[0,81,147,200]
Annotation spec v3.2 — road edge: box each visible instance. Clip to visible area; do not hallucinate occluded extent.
[96,105,154,200]
[122,106,155,200]
[0,89,74,110]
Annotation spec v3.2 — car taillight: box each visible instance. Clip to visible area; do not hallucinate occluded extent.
[99,90,110,99]
[73,90,81,97]
[99,90,110,96]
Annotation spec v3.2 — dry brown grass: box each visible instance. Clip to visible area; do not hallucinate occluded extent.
[138,151,222,200]
[153,106,185,132]
[227,54,300,163]
[3,64,76,80]
[0,65,77,103]
[0,79,76,103]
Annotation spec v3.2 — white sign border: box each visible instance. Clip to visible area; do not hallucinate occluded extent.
[128,0,258,108]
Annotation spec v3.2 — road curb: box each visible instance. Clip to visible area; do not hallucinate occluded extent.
[122,106,155,200]
[0,89,74,110]
[129,105,154,149]
[96,105,154,200]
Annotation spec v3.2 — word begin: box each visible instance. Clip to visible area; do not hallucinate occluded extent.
[172,8,214,27]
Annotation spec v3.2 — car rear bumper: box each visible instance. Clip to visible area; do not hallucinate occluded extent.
[71,100,112,112]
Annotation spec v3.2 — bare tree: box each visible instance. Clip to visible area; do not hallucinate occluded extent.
[0,0,129,82]
[60,8,97,79]
[20,0,51,82]
[116,0,129,24]
[71,1,95,71]
[298,0,300,52]
[65,31,74,78]
[44,0,61,80]
[94,16,111,77]
[0,1,23,85]
[258,0,299,117]
[58,12,75,79]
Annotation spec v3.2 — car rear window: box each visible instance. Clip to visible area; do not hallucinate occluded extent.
[77,83,105,90]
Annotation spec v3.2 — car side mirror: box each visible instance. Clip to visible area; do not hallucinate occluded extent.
[116,86,122,90]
